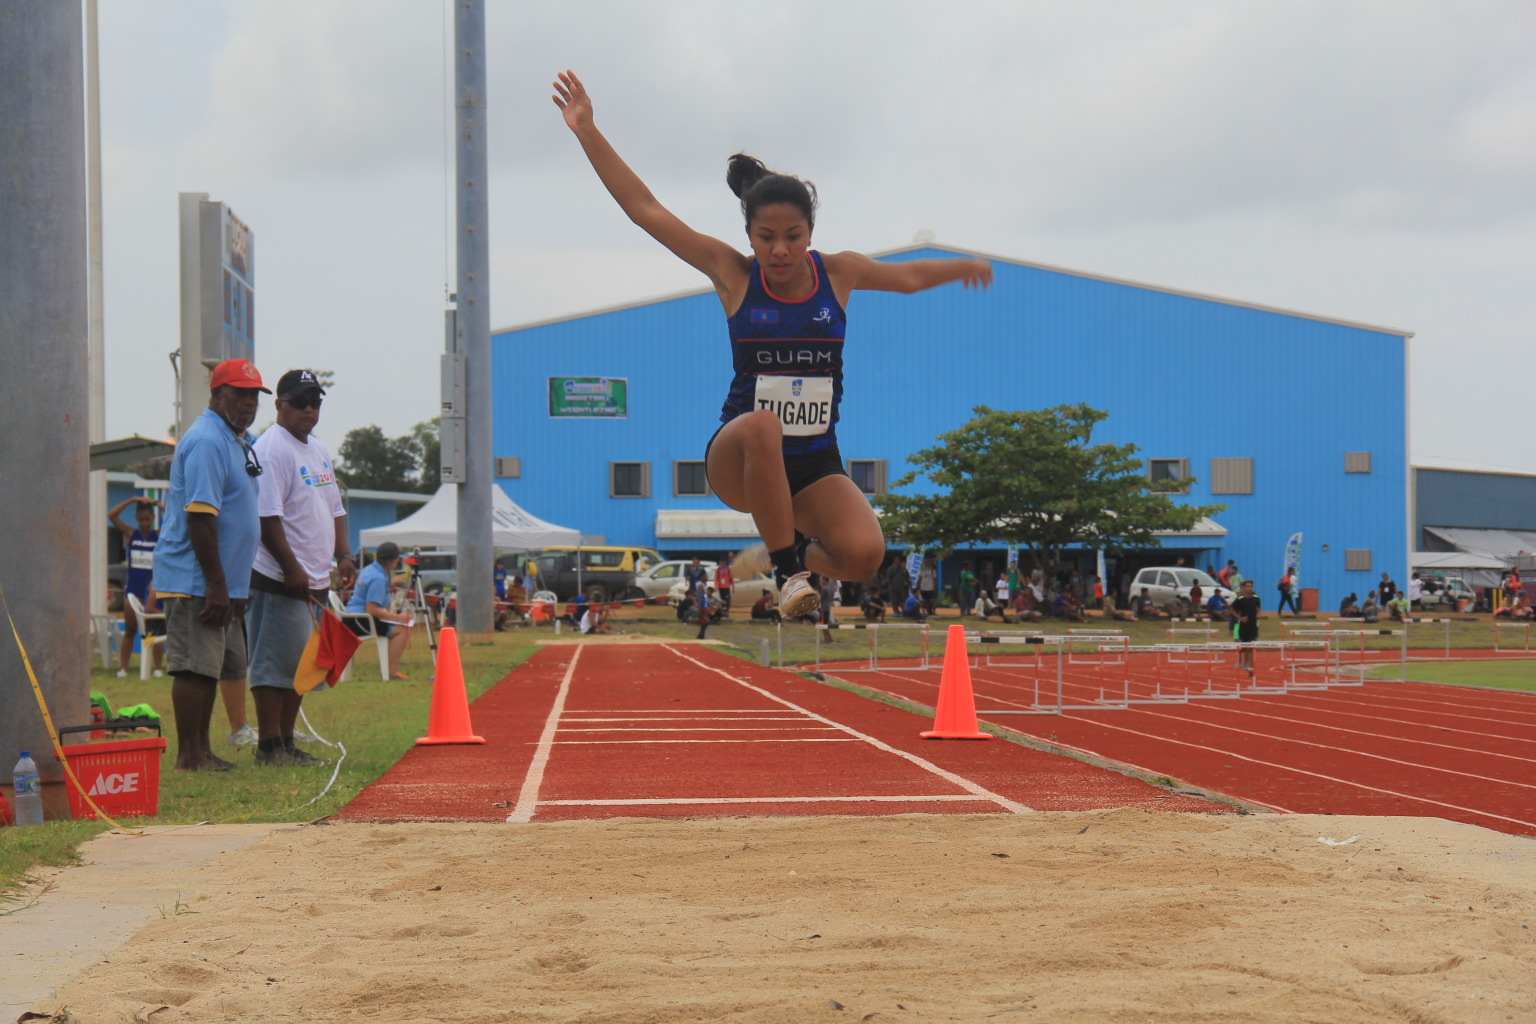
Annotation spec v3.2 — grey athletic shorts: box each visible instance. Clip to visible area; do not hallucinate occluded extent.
[245,587,322,691]
[164,596,248,681]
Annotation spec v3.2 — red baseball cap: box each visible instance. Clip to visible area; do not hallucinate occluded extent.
[209,359,272,393]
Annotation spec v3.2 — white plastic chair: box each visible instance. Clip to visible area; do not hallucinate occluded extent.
[329,592,390,682]
[89,614,121,670]
[125,593,166,680]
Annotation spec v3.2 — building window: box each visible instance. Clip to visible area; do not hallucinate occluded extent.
[847,459,888,496]
[1146,458,1189,493]
[1210,457,1254,495]
[1345,452,1372,474]
[609,461,650,498]
[1345,549,1372,571]
[673,460,710,497]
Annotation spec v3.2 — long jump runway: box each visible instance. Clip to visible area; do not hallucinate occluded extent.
[335,642,1222,823]
[834,647,1536,837]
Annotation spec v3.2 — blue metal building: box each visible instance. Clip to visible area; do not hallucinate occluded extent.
[490,244,1412,607]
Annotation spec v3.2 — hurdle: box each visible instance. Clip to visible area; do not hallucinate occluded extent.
[1066,628,1126,664]
[1494,621,1531,652]
[974,628,1046,667]
[813,621,933,672]
[1165,627,1221,664]
[1287,628,1405,684]
[966,633,1138,713]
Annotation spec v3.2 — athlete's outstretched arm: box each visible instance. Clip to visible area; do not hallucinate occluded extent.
[826,251,993,295]
[553,71,744,287]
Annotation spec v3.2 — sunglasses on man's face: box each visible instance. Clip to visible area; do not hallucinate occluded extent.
[282,395,323,411]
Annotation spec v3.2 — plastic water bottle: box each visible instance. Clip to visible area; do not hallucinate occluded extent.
[12,752,43,826]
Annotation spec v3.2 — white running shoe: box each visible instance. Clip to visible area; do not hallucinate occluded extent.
[730,544,772,580]
[116,669,127,678]
[228,724,258,747]
[778,572,820,619]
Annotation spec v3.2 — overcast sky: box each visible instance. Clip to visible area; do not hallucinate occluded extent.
[97,0,1535,471]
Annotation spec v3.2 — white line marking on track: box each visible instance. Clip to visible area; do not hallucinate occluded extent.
[544,795,1003,806]
[665,646,1033,814]
[507,646,582,824]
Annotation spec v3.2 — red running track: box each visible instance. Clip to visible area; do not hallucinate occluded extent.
[334,643,1222,823]
[832,647,1536,836]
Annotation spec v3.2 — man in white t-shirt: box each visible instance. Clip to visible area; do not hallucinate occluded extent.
[1407,573,1424,610]
[244,370,356,767]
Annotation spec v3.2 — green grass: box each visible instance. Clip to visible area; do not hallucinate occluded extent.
[1,628,539,893]
[1366,658,1536,691]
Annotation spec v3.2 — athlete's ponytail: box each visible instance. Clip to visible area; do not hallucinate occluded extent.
[726,152,818,232]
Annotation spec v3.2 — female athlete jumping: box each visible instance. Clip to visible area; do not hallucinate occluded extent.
[553,70,992,617]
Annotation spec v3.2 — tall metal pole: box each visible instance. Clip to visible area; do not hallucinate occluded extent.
[0,0,90,810]
[453,0,493,636]
[86,0,107,620]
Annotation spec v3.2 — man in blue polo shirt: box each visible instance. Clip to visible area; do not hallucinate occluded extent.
[346,542,413,678]
[156,359,269,771]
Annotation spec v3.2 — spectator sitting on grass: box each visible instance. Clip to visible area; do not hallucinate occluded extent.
[1360,591,1380,622]
[1204,590,1226,622]
[861,587,886,622]
[1053,585,1089,623]
[1136,587,1169,620]
[1494,590,1531,619]
[675,591,696,623]
[1339,592,1361,617]
[1386,592,1409,621]
[751,589,782,624]
[1013,583,1044,623]
[902,591,927,622]
[971,589,1002,620]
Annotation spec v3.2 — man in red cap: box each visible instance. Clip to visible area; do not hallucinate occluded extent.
[153,359,270,771]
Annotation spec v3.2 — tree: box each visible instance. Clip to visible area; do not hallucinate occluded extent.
[407,419,441,493]
[874,404,1225,579]
[334,425,420,493]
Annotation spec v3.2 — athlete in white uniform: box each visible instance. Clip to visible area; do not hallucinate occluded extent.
[553,70,991,617]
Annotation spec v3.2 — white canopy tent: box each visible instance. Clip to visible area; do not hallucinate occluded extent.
[1410,550,1507,588]
[359,485,580,551]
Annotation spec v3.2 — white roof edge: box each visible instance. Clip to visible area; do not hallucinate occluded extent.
[1412,456,1536,479]
[494,242,1414,339]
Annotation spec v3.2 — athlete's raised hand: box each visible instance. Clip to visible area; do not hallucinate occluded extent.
[552,70,593,133]
[957,259,993,290]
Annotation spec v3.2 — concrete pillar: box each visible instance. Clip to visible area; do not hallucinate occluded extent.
[0,1,91,812]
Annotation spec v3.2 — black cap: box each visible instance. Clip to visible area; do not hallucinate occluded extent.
[276,369,326,398]
[376,542,400,562]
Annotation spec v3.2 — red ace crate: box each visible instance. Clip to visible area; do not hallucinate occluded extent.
[56,737,168,819]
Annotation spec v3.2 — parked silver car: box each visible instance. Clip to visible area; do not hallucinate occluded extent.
[1129,567,1233,611]
[631,559,780,605]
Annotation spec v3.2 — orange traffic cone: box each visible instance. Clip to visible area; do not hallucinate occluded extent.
[921,624,991,740]
[415,627,486,745]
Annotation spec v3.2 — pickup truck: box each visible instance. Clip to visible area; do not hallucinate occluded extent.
[523,551,639,604]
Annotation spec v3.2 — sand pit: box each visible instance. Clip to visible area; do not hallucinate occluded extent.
[24,809,1536,1023]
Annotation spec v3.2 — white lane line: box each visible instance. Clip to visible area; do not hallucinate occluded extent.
[544,794,1000,806]
[506,646,582,824]
[665,646,1033,814]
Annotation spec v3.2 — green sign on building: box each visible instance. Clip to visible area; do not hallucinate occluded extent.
[549,377,627,418]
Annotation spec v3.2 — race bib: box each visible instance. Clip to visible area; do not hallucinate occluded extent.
[129,547,155,571]
[754,375,833,436]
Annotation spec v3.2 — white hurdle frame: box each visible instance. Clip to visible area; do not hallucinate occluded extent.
[1494,621,1532,652]
[1402,617,1453,659]
[814,621,933,671]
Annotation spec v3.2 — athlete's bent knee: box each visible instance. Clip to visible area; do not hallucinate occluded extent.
[838,537,886,583]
